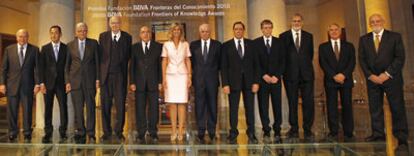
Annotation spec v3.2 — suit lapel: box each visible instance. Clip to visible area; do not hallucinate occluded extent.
[366,33,377,56]
[206,41,215,63]
[21,45,31,67]
[377,30,389,56]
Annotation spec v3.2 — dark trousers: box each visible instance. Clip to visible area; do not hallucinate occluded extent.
[71,84,96,137]
[284,79,314,133]
[258,82,282,134]
[7,89,33,136]
[43,84,68,136]
[135,83,159,136]
[367,79,408,142]
[325,86,354,137]
[101,72,126,135]
[194,82,218,136]
[228,75,255,137]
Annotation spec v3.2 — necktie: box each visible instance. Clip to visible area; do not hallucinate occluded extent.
[374,34,380,53]
[334,41,340,61]
[237,39,243,59]
[113,35,117,43]
[79,41,85,60]
[144,42,149,54]
[54,44,59,62]
[295,32,300,52]
[203,40,208,62]
[266,39,271,54]
[19,46,24,66]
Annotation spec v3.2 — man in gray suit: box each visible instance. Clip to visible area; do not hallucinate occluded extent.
[65,22,100,144]
[0,29,40,142]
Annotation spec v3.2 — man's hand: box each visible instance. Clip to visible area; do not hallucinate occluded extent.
[368,75,382,84]
[252,84,259,93]
[333,73,346,84]
[33,85,40,94]
[187,78,192,88]
[223,86,230,94]
[262,74,272,83]
[378,73,390,83]
[158,84,162,92]
[65,83,71,93]
[96,80,100,89]
[0,85,6,94]
[40,84,47,94]
[130,84,136,91]
[270,76,279,84]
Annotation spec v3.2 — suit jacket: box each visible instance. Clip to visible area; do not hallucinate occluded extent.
[359,30,405,83]
[129,41,163,91]
[40,42,67,90]
[190,39,221,88]
[65,38,100,90]
[98,31,131,85]
[253,36,285,83]
[279,30,314,81]
[319,40,356,87]
[0,43,40,96]
[221,38,260,90]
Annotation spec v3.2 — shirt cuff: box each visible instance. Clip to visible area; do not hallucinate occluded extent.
[385,71,393,79]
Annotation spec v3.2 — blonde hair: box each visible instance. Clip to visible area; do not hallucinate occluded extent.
[167,23,185,42]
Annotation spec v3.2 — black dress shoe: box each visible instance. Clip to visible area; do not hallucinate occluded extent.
[60,133,67,140]
[8,135,17,141]
[274,134,281,143]
[227,135,237,144]
[42,134,52,143]
[88,135,96,142]
[326,133,338,140]
[136,135,145,143]
[365,135,385,142]
[24,135,32,142]
[116,134,125,141]
[150,134,158,143]
[287,130,299,138]
[208,133,215,141]
[343,135,354,142]
[248,134,258,144]
[100,134,111,141]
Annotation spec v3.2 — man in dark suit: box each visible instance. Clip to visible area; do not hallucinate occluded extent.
[39,25,68,143]
[279,13,315,139]
[253,19,285,143]
[190,24,221,143]
[129,26,162,143]
[221,21,260,144]
[65,22,100,144]
[98,16,131,141]
[359,14,408,153]
[319,23,355,141]
[0,29,40,142]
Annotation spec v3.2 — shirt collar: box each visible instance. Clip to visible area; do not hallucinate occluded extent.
[52,41,60,47]
[233,37,244,44]
[373,29,384,37]
[142,40,151,46]
[112,31,121,38]
[18,43,27,49]
[291,29,301,35]
[330,39,340,43]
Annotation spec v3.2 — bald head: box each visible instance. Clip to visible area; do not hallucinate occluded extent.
[16,29,29,45]
[110,16,122,33]
[199,23,211,40]
[369,14,385,33]
[76,22,88,40]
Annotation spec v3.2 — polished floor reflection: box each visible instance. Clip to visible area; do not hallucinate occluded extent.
[0,98,413,155]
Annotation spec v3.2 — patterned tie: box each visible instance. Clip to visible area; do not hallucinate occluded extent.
[113,35,117,43]
[266,39,271,54]
[79,41,85,60]
[374,34,380,53]
[54,44,59,62]
[19,46,24,66]
[203,40,208,62]
[295,32,300,52]
[237,39,243,59]
[334,41,340,61]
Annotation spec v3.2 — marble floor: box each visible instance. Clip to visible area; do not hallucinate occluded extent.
[0,104,412,156]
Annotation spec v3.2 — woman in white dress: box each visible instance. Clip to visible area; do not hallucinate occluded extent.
[161,23,192,141]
